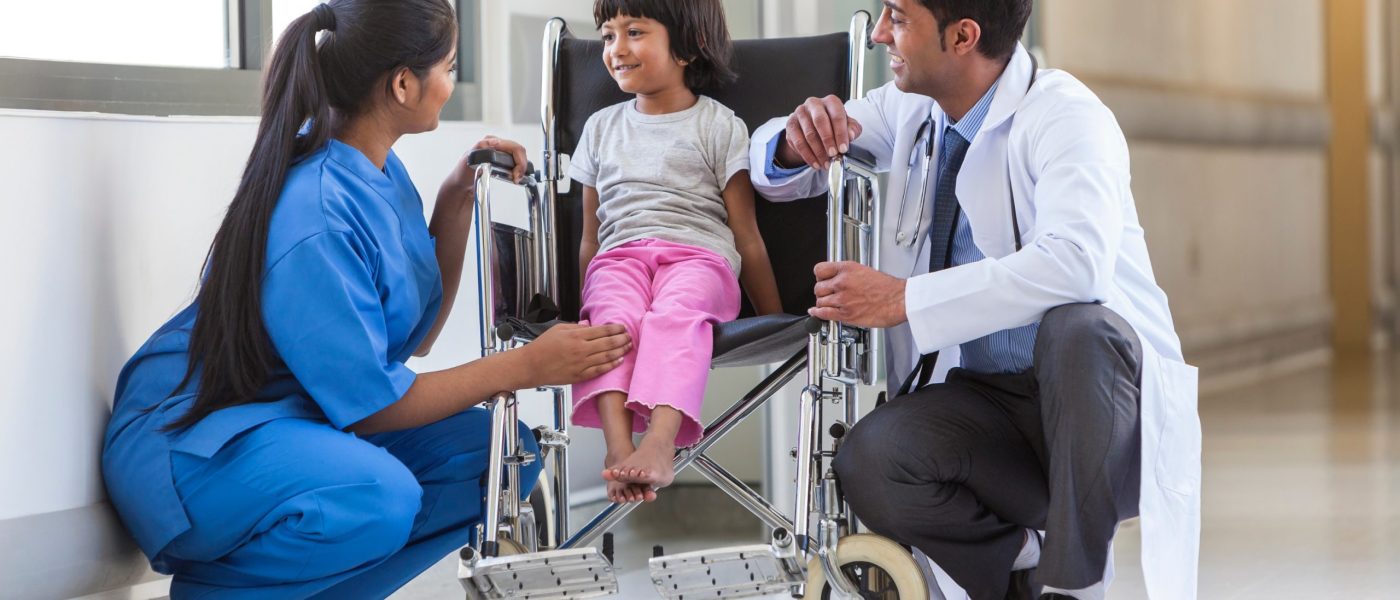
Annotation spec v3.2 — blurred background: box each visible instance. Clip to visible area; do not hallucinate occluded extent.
[0,0,1395,598]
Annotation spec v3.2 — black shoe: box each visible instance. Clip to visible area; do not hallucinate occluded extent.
[1040,595,1074,599]
[1005,568,1037,600]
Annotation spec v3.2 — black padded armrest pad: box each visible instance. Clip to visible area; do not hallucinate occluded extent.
[467,148,536,177]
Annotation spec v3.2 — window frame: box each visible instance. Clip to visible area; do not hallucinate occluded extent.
[0,0,482,120]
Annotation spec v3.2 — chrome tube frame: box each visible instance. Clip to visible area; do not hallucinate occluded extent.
[548,386,570,548]
[799,14,877,595]
[691,454,795,534]
[560,352,808,549]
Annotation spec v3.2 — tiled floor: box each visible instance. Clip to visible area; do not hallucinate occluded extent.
[103,351,1400,599]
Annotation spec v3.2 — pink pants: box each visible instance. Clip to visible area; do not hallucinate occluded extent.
[571,239,741,448]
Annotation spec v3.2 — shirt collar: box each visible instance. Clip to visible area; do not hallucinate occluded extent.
[945,80,1001,144]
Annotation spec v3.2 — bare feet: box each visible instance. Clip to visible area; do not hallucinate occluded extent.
[603,449,656,503]
[605,435,676,490]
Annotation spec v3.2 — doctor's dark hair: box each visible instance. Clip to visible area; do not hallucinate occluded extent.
[917,0,1032,61]
[166,0,457,431]
[593,0,736,90]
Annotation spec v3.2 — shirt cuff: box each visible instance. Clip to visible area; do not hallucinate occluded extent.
[904,272,945,356]
[764,132,807,181]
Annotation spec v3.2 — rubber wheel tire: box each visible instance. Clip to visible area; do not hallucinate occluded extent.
[802,534,928,600]
[528,468,555,550]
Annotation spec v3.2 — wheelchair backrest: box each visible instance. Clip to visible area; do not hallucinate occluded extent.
[548,30,853,320]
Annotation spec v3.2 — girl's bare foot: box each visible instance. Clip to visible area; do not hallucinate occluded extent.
[608,435,676,490]
[603,449,656,503]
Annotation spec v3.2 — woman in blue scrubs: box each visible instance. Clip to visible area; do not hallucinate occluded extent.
[101,1,631,597]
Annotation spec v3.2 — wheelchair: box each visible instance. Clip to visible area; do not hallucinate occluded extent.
[455,12,929,600]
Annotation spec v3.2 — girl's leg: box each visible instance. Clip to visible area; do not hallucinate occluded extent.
[610,245,740,491]
[596,390,656,503]
[570,245,655,502]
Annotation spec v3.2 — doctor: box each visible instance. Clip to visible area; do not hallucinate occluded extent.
[749,1,1200,599]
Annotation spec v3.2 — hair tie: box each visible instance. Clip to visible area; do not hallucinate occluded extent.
[312,3,337,32]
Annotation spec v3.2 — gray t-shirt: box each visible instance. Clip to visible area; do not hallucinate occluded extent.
[570,95,751,272]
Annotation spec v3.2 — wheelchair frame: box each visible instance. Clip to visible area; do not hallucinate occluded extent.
[459,12,909,599]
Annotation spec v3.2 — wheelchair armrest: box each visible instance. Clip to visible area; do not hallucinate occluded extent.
[468,148,536,178]
[843,146,877,168]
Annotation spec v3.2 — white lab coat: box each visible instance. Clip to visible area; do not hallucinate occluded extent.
[749,45,1201,599]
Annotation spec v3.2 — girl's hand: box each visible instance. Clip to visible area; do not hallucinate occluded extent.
[520,323,632,386]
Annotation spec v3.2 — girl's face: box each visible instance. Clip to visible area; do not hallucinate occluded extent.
[599,15,688,95]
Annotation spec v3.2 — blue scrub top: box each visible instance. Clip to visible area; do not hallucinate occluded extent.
[102,140,444,567]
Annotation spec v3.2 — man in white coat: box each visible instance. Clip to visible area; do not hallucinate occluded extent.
[748,1,1202,598]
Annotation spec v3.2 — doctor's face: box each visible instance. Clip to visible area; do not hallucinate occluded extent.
[872,0,953,98]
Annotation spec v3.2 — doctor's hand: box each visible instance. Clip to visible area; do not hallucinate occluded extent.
[808,261,907,329]
[781,95,863,171]
[521,322,632,387]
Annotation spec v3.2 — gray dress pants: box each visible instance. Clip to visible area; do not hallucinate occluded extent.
[831,304,1144,600]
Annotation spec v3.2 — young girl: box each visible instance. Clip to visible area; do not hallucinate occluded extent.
[572,0,783,504]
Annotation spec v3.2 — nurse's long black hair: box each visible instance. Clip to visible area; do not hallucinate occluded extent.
[166,0,458,431]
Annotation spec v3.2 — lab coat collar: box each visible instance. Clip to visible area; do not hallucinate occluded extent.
[979,43,1036,134]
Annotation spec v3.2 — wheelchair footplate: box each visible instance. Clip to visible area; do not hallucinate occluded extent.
[459,546,618,599]
[648,532,805,599]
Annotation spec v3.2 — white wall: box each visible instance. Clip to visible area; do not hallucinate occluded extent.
[1042,0,1335,374]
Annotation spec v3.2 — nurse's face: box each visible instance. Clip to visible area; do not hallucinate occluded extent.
[398,46,458,134]
[872,0,957,98]
[599,15,688,96]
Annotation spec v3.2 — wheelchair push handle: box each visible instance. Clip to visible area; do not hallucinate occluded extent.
[467,148,537,178]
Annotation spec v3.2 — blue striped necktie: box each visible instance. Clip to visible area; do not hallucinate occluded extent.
[900,126,971,395]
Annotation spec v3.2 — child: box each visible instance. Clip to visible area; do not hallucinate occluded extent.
[571,0,783,504]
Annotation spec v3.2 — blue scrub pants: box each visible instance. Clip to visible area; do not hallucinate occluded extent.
[158,408,541,599]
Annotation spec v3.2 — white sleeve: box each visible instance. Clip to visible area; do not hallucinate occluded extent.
[905,97,1130,353]
[748,82,900,202]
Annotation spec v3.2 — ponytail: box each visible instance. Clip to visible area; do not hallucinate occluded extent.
[164,10,332,431]
[165,0,458,431]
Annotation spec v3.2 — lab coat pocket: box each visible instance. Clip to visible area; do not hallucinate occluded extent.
[1151,356,1202,496]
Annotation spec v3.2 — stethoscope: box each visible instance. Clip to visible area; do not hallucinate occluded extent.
[890,55,1039,249]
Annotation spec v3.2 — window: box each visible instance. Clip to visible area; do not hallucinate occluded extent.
[0,0,481,119]
[271,0,327,44]
[0,1,229,69]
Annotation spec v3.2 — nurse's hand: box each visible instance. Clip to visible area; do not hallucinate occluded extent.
[780,95,863,171]
[442,136,531,196]
[809,261,907,328]
[470,136,530,183]
[523,323,632,386]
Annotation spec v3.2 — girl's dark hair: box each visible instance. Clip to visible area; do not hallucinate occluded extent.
[165,0,457,431]
[593,0,736,90]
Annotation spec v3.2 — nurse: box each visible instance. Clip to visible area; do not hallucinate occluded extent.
[101,1,631,598]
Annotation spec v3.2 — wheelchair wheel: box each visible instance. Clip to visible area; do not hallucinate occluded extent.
[527,468,556,550]
[803,534,928,600]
